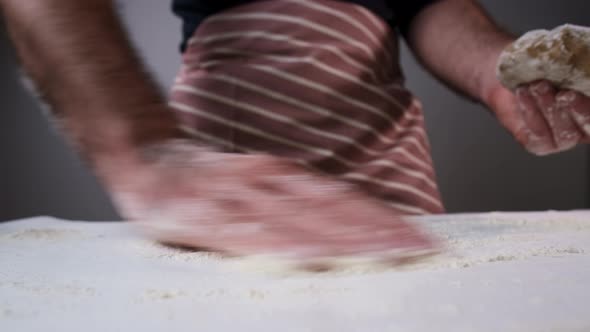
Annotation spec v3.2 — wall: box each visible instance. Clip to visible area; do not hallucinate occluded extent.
[0,24,120,221]
[0,0,588,221]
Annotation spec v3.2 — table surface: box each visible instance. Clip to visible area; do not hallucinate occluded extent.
[1,211,590,332]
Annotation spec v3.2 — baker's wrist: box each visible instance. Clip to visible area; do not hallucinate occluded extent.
[477,38,514,106]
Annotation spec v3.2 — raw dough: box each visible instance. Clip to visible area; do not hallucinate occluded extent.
[497,24,590,96]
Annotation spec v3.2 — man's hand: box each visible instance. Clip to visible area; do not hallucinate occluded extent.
[0,0,438,262]
[403,0,590,155]
[108,140,437,260]
[486,80,590,155]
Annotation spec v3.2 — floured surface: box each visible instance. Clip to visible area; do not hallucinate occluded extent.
[1,212,590,332]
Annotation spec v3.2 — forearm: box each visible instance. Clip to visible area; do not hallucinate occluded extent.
[405,0,514,103]
[0,0,179,169]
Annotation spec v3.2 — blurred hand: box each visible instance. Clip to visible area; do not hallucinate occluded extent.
[487,80,590,155]
[106,140,437,261]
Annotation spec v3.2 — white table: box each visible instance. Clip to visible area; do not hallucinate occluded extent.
[1,212,590,332]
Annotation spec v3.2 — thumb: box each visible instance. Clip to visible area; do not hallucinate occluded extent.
[486,84,529,145]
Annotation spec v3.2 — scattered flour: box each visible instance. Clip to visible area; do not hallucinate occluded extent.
[1,213,590,332]
[1,308,13,317]
[0,280,97,297]
[142,289,188,301]
[133,211,589,274]
[0,228,82,242]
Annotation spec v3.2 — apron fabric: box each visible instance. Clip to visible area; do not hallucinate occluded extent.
[169,0,444,215]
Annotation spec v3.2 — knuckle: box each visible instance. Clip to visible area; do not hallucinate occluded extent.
[571,107,590,124]
[530,81,552,96]
[556,91,578,107]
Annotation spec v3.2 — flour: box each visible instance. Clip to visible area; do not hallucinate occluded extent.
[497,24,590,96]
[201,212,588,274]
[142,289,188,301]
[0,228,82,242]
[1,281,97,297]
[404,212,589,271]
[123,212,590,275]
[1,213,590,332]
[1,308,14,317]
[131,239,229,264]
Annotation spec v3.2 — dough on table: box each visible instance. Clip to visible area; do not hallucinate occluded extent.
[497,24,590,96]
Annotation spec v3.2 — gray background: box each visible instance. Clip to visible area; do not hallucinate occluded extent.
[1,0,588,221]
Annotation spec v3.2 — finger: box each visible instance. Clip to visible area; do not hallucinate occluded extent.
[559,90,590,139]
[519,83,553,136]
[515,86,556,154]
[137,192,437,261]
[242,182,437,259]
[296,197,437,254]
[490,86,528,144]
[530,81,580,150]
[190,213,432,260]
[139,209,329,257]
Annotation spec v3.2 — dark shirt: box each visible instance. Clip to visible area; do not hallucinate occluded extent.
[172,0,437,51]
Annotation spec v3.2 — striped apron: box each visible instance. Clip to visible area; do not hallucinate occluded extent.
[169,0,444,215]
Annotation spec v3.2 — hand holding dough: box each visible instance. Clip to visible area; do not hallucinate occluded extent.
[497,24,590,96]
[494,24,590,155]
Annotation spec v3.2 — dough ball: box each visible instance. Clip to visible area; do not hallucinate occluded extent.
[497,24,590,97]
